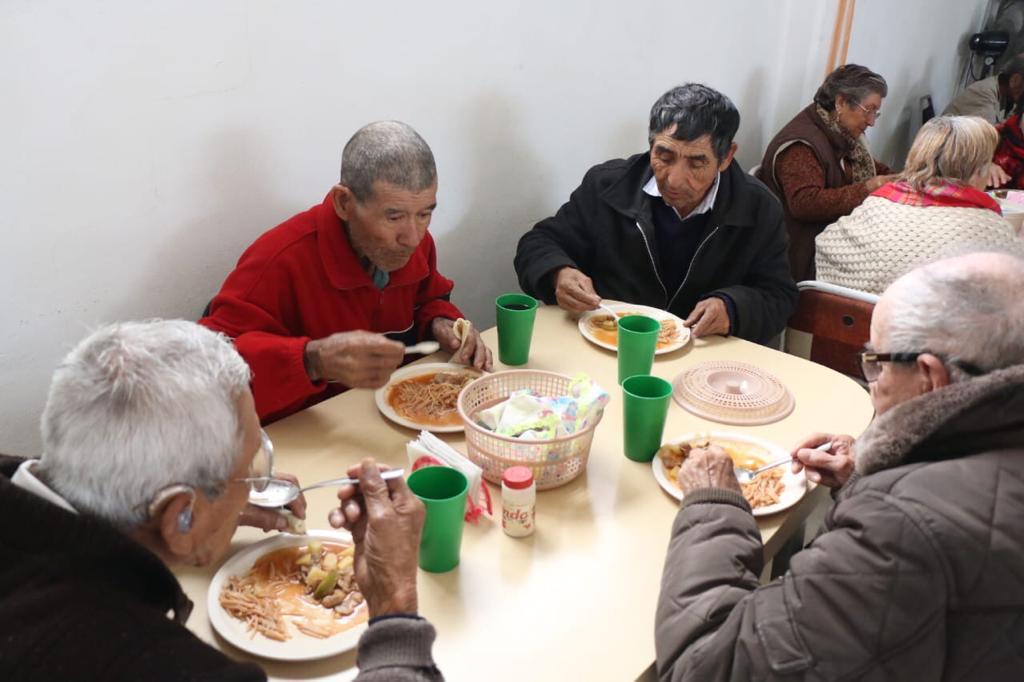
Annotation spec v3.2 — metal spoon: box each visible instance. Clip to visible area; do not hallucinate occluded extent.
[405,341,440,355]
[734,442,832,484]
[597,301,620,320]
[248,469,406,508]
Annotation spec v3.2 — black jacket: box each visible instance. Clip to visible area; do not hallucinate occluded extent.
[514,152,798,344]
[0,456,265,682]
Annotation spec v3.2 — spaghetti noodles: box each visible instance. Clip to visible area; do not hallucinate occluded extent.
[218,541,366,642]
[657,439,785,509]
[387,371,478,426]
[741,468,785,508]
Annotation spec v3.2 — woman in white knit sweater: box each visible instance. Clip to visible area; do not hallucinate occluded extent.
[815,115,1023,294]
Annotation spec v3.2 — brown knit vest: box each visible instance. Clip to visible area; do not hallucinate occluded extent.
[757,104,847,281]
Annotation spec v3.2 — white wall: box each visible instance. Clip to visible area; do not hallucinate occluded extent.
[848,0,990,166]
[0,0,983,454]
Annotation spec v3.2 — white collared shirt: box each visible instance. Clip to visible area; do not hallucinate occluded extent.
[11,459,78,514]
[643,171,721,222]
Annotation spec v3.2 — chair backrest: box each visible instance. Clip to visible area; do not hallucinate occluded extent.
[785,281,878,380]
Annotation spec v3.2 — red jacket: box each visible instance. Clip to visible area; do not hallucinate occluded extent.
[200,194,462,421]
[994,114,1024,190]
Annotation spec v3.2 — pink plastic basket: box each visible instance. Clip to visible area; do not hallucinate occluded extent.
[457,370,604,491]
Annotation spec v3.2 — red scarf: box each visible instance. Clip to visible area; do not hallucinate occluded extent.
[872,180,1002,214]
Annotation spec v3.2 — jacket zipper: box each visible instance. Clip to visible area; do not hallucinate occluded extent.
[667,225,721,310]
[633,220,668,303]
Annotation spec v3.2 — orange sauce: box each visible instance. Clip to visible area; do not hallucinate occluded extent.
[728,451,766,471]
[387,373,463,426]
[250,543,367,636]
[588,313,676,349]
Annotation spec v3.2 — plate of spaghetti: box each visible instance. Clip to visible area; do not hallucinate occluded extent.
[208,529,368,661]
[375,362,482,432]
[578,302,689,355]
[651,431,807,516]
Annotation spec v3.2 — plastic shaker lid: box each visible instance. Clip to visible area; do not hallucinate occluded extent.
[502,466,534,489]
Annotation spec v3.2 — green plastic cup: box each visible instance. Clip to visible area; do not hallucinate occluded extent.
[617,315,660,384]
[406,466,469,573]
[622,374,673,462]
[496,293,539,366]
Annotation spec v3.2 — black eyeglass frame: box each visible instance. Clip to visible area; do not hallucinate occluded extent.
[858,351,984,382]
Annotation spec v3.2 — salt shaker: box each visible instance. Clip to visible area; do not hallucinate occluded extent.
[501,466,536,537]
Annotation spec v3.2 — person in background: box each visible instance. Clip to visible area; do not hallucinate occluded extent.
[0,320,440,681]
[816,116,1024,294]
[515,84,797,346]
[201,121,492,423]
[943,53,1024,125]
[655,252,1024,681]
[990,102,1024,189]
[758,64,897,281]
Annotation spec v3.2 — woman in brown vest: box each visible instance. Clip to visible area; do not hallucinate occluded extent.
[757,64,897,281]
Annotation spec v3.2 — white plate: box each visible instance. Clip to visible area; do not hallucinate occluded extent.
[651,431,807,517]
[374,362,482,433]
[578,302,690,355]
[208,529,367,661]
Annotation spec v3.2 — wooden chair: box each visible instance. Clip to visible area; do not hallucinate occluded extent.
[785,281,878,381]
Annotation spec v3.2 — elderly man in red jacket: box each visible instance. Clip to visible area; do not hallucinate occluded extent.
[201,121,491,422]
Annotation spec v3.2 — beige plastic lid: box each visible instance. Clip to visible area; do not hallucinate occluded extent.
[672,360,795,425]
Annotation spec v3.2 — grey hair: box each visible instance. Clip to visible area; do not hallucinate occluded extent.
[38,320,252,526]
[884,252,1024,383]
[339,121,436,201]
[814,64,888,111]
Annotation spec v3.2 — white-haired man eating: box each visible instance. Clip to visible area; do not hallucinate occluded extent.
[656,252,1024,680]
[0,320,441,681]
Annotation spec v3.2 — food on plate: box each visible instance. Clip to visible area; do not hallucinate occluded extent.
[742,468,785,508]
[218,541,366,641]
[387,370,479,426]
[657,439,785,509]
[587,312,681,348]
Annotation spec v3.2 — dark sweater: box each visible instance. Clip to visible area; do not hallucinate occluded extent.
[0,456,443,681]
[650,198,712,296]
[0,456,265,682]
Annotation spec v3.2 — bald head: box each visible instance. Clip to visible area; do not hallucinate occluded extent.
[879,252,1024,381]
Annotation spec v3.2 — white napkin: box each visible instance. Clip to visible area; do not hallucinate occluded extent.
[406,431,483,505]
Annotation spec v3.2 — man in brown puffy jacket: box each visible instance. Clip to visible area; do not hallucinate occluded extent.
[656,251,1024,681]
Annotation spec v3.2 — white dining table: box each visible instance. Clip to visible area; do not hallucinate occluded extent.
[175,304,875,681]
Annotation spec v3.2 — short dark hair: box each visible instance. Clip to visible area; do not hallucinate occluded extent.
[1001,53,1024,79]
[814,64,888,111]
[339,121,436,202]
[648,83,740,160]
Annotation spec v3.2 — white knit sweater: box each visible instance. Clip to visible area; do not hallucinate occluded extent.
[815,196,1024,294]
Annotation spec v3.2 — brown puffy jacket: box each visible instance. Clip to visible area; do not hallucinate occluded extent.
[655,365,1024,681]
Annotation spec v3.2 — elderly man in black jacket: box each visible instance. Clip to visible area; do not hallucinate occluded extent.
[515,84,797,344]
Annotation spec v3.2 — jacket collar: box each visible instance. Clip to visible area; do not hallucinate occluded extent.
[315,193,431,291]
[599,151,758,228]
[855,364,1024,476]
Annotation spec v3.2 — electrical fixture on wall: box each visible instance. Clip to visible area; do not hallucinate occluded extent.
[968,30,1010,79]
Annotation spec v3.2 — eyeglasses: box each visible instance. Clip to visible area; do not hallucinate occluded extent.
[859,351,984,383]
[856,103,882,121]
[142,429,277,521]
